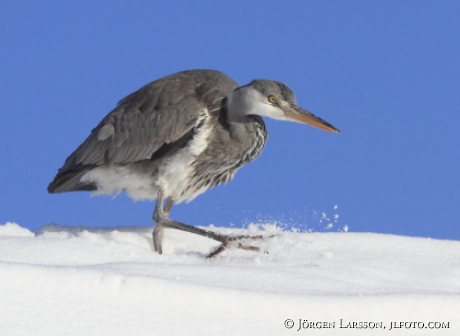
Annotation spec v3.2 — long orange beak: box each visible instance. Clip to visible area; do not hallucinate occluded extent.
[281,102,340,133]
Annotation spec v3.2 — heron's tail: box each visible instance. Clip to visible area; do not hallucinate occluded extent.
[48,168,96,193]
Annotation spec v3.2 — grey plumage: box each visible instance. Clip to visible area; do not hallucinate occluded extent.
[48,69,339,257]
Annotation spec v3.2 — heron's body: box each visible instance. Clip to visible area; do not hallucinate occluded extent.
[77,103,266,203]
[48,69,339,257]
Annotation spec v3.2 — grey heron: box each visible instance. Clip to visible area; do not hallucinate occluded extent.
[48,69,339,257]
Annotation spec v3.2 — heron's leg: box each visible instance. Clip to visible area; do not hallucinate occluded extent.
[153,186,228,243]
[152,192,166,254]
[152,225,164,254]
[152,185,276,257]
[152,197,174,254]
[163,197,174,215]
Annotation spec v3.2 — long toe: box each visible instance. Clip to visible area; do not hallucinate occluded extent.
[206,243,228,258]
[206,233,280,258]
[206,239,263,258]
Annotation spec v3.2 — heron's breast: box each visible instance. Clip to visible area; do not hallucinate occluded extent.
[159,111,214,203]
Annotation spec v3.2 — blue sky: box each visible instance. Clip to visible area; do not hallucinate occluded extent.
[1,1,459,240]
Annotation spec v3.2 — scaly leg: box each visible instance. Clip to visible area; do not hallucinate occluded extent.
[152,196,174,254]
[163,197,174,215]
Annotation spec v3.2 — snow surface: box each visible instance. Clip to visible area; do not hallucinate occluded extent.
[1,222,459,335]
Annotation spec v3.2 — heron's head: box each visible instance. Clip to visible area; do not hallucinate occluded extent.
[228,80,340,133]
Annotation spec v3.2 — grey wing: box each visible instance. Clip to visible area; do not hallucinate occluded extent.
[48,70,238,193]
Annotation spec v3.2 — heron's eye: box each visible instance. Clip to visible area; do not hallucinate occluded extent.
[268,95,277,104]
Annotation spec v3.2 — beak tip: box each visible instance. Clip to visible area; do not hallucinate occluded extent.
[323,124,340,134]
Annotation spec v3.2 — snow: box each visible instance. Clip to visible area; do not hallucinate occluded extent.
[1,222,459,335]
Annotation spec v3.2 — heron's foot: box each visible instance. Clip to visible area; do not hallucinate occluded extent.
[206,234,278,258]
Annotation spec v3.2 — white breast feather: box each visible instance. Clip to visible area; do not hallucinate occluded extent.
[159,110,211,202]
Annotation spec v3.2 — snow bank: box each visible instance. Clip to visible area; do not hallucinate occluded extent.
[1,222,459,335]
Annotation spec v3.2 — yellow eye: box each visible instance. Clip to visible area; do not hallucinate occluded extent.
[268,95,277,104]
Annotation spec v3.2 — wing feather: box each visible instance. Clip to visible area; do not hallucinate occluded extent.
[56,69,238,173]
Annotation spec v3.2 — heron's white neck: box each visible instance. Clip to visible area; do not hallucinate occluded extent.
[227,86,285,122]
